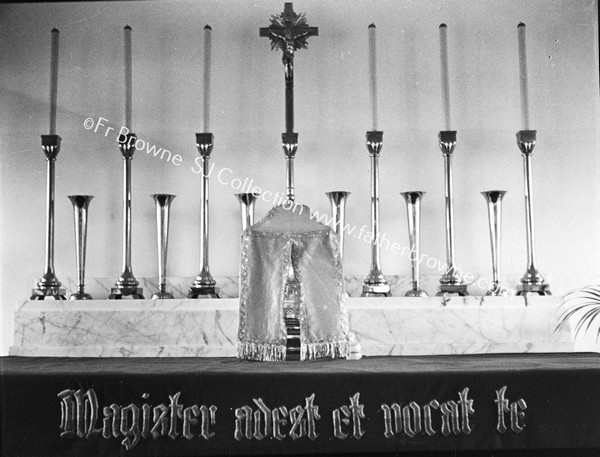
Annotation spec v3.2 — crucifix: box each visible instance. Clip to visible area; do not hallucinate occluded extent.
[260,2,318,201]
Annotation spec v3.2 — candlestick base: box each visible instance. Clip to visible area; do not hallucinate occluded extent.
[436,284,469,297]
[486,282,510,297]
[152,291,175,300]
[361,281,391,297]
[187,285,221,299]
[109,269,144,299]
[405,288,428,297]
[517,283,552,296]
[69,292,92,300]
[30,270,66,300]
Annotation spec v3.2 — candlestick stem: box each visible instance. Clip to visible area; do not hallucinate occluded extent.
[235,193,260,231]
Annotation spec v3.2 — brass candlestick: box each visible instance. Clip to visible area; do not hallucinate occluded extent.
[235,192,260,231]
[482,190,507,296]
[516,130,550,296]
[188,133,220,298]
[326,191,350,260]
[152,194,176,299]
[400,191,427,297]
[109,133,144,299]
[31,134,66,300]
[437,131,468,296]
[362,131,391,297]
[68,195,93,300]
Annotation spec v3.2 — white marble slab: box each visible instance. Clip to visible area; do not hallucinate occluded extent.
[10,295,575,357]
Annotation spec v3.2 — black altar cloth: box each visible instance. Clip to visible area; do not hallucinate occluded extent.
[1,353,599,456]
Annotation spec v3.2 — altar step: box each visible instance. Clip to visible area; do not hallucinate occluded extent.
[10,296,583,357]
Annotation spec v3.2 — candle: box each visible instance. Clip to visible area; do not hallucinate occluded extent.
[203,25,212,133]
[439,24,451,131]
[518,22,530,130]
[368,23,378,131]
[124,25,132,131]
[49,29,59,135]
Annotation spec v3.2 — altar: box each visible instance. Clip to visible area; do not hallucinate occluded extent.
[2,0,600,455]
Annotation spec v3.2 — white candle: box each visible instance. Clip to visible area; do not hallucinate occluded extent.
[49,29,59,135]
[203,25,212,133]
[124,25,132,131]
[368,23,378,131]
[439,24,451,131]
[518,22,530,130]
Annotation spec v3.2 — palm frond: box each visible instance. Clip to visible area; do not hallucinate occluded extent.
[555,284,600,341]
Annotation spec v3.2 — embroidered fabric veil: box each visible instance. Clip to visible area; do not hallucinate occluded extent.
[237,204,350,361]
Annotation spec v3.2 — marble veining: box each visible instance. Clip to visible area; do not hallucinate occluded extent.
[10,295,576,357]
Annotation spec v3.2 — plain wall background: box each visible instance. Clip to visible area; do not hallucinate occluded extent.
[1,0,599,355]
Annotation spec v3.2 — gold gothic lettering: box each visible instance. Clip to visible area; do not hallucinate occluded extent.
[381,388,475,438]
[234,393,320,441]
[58,388,217,451]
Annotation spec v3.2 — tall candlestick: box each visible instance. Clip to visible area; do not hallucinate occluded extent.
[518,23,530,130]
[124,25,132,131]
[368,23,378,131]
[49,29,59,135]
[439,24,451,131]
[203,25,212,133]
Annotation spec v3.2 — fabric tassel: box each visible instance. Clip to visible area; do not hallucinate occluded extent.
[301,340,350,361]
[237,342,287,362]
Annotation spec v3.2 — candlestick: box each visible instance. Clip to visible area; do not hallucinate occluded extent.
[439,23,451,131]
[516,130,551,296]
[518,23,530,130]
[368,23,378,131]
[362,131,390,297]
[31,135,66,300]
[203,25,212,133]
[49,29,59,135]
[109,133,144,299]
[124,25,132,131]
[188,133,220,299]
[437,131,468,296]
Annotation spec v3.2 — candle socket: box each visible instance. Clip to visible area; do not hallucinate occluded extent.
[515,130,551,296]
[436,130,468,297]
[110,133,144,299]
[31,134,66,300]
[188,132,220,299]
[362,130,391,297]
[282,132,298,202]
